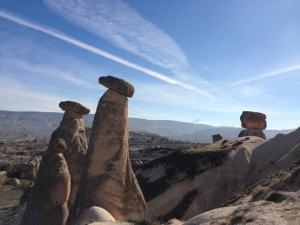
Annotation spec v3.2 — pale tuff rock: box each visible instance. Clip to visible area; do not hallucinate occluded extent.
[50,101,90,208]
[99,75,135,97]
[238,111,267,139]
[75,206,116,225]
[68,77,147,223]
[20,153,71,225]
[212,134,222,143]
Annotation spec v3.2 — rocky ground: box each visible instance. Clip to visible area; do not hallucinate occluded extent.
[0,131,197,224]
[0,128,299,225]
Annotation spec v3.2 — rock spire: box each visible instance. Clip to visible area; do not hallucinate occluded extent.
[68,76,147,223]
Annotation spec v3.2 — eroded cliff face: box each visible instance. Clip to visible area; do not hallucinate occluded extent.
[136,128,300,222]
[135,137,266,221]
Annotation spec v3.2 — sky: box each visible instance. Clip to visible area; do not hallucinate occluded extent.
[0,0,300,129]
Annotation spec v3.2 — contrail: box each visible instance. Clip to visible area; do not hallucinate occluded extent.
[228,63,300,87]
[0,9,212,97]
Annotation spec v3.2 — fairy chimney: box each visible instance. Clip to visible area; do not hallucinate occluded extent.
[67,76,147,224]
[48,101,90,208]
[238,111,267,139]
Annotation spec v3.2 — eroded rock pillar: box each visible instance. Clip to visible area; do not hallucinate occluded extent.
[68,76,147,223]
[20,149,70,225]
[49,101,90,208]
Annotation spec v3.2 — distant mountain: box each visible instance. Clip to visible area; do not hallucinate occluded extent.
[0,110,294,143]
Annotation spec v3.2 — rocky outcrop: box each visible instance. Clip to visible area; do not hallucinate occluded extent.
[135,137,266,221]
[68,76,147,223]
[212,134,222,143]
[238,111,267,139]
[20,152,71,225]
[49,101,90,208]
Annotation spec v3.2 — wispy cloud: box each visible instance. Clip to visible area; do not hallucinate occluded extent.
[0,9,212,97]
[0,74,66,112]
[227,63,300,87]
[1,59,94,89]
[44,0,189,74]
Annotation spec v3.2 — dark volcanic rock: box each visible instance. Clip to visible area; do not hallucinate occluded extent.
[99,75,135,97]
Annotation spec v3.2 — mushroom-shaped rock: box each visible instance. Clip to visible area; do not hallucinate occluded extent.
[49,101,90,208]
[59,101,90,115]
[74,206,116,225]
[99,75,135,97]
[240,111,267,130]
[67,78,146,224]
[20,153,71,225]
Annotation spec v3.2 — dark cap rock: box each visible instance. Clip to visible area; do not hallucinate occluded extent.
[240,111,267,130]
[59,101,90,115]
[99,75,135,97]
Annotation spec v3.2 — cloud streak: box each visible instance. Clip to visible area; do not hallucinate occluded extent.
[1,59,95,89]
[0,9,212,97]
[228,63,300,87]
[44,0,189,74]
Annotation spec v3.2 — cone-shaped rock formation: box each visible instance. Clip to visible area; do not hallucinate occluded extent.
[68,76,147,223]
[20,151,71,225]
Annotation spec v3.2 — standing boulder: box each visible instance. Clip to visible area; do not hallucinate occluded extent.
[238,111,267,139]
[49,101,90,208]
[20,152,71,225]
[68,76,147,223]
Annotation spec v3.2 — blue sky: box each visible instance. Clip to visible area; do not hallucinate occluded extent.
[0,0,300,129]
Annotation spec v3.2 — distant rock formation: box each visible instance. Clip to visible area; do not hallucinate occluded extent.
[238,111,267,139]
[212,134,222,143]
[68,76,147,223]
[50,101,90,208]
[20,151,71,225]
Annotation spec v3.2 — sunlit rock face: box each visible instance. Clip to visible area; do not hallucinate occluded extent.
[68,76,147,224]
[20,152,71,225]
[50,101,90,208]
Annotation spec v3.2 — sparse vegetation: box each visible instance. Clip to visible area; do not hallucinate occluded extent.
[216,204,253,225]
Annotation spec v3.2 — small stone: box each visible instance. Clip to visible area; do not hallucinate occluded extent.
[59,101,90,115]
[99,75,135,97]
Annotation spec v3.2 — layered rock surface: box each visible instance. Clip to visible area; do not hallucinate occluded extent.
[135,127,300,221]
[68,76,147,223]
[136,137,265,220]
